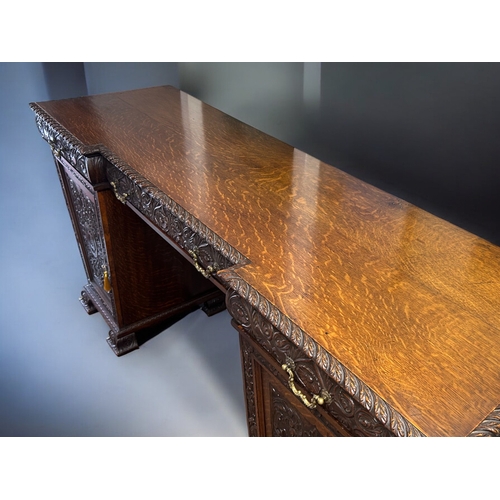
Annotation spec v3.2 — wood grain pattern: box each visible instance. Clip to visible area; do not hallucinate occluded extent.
[229,289,395,436]
[32,87,500,436]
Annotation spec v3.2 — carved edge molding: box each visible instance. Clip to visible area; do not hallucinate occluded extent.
[469,405,500,437]
[220,270,426,438]
[31,104,249,269]
[30,103,99,179]
[102,151,250,269]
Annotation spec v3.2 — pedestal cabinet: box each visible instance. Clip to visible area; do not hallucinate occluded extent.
[45,134,224,356]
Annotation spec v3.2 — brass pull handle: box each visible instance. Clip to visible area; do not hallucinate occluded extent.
[188,247,218,278]
[282,358,331,409]
[102,265,112,293]
[110,181,128,204]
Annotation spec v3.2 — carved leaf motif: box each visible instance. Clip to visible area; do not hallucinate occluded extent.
[359,384,374,411]
[228,294,251,330]
[374,398,390,425]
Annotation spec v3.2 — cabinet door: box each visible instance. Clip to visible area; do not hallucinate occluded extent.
[56,157,116,317]
[238,328,350,437]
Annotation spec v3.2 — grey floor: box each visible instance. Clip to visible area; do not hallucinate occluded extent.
[0,162,248,436]
[0,64,247,437]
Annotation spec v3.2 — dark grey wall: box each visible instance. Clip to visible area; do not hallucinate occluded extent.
[4,62,498,245]
[318,63,500,245]
[179,62,307,146]
[37,62,180,101]
[84,62,179,94]
[179,62,499,245]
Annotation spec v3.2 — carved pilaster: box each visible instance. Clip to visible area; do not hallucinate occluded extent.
[240,337,258,437]
[66,176,109,293]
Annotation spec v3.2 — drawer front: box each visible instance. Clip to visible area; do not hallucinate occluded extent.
[106,163,241,285]
[239,327,345,437]
[33,105,106,184]
[228,289,394,437]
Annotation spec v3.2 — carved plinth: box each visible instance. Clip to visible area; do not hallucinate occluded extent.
[201,295,226,317]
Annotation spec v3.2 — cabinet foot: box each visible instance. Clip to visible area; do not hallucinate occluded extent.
[79,289,97,315]
[106,331,139,357]
[201,294,226,317]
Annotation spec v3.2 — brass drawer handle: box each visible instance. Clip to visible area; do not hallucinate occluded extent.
[282,357,331,409]
[110,181,128,204]
[102,265,112,293]
[188,247,218,278]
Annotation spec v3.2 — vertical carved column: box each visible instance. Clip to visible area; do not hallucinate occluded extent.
[239,337,259,437]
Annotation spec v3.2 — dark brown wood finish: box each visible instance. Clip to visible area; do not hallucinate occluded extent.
[33,98,225,356]
[31,86,500,436]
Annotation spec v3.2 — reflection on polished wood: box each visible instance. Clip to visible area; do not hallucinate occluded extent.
[32,86,500,436]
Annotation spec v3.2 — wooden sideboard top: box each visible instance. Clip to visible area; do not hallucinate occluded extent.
[33,85,500,436]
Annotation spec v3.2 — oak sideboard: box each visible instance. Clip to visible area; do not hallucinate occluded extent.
[31,85,500,437]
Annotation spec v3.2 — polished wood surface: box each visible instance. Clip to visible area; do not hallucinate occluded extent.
[35,86,500,436]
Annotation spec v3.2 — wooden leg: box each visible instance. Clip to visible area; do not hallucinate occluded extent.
[201,294,226,317]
